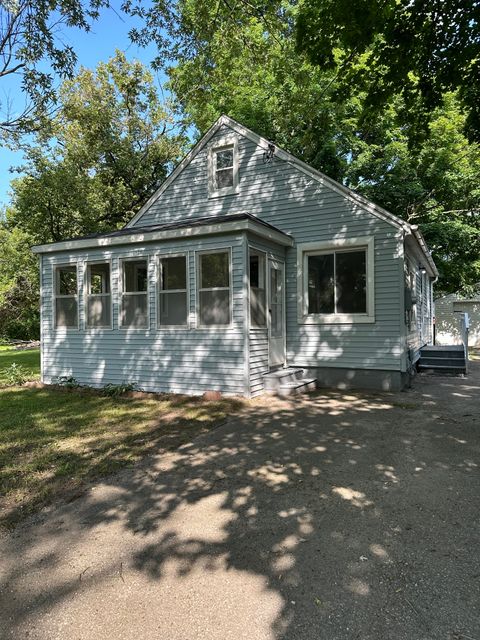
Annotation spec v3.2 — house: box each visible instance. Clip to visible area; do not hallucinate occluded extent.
[32,115,438,396]
[434,290,480,347]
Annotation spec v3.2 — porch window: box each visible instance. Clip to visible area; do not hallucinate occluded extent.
[198,250,231,326]
[298,238,374,323]
[86,262,111,328]
[120,259,149,328]
[158,255,188,326]
[249,251,266,327]
[54,264,78,328]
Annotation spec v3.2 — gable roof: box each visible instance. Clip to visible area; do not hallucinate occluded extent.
[124,115,438,277]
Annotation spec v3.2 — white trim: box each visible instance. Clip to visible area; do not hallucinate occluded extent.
[53,262,80,330]
[39,255,44,382]
[84,259,113,330]
[207,135,239,198]
[297,237,375,324]
[267,258,286,367]
[242,236,251,397]
[118,256,150,330]
[32,218,293,254]
[248,247,267,329]
[195,247,233,328]
[156,252,189,328]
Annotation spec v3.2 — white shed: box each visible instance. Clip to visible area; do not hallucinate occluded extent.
[435,292,480,347]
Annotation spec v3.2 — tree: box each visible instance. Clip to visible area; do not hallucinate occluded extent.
[0,221,39,339]
[295,0,480,140]
[136,0,480,294]
[0,0,115,138]
[9,51,185,244]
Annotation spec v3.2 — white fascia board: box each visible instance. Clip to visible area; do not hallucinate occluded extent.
[31,219,294,254]
[405,226,439,278]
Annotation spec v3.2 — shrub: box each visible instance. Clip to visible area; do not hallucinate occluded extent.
[55,376,80,389]
[4,363,28,386]
[102,382,137,397]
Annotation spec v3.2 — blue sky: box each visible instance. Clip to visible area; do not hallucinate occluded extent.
[0,2,167,208]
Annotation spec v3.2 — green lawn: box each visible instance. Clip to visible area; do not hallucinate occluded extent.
[0,348,40,384]
[0,384,242,529]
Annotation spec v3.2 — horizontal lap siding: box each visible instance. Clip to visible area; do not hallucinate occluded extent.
[132,124,403,372]
[249,329,268,396]
[41,235,247,395]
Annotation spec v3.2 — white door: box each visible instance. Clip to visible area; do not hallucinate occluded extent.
[268,259,285,367]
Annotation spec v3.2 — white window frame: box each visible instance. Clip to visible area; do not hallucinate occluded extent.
[207,135,239,198]
[196,248,233,328]
[248,248,267,328]
[119,256,150,330]
[157,252,189,328]
[297,237,375,324]
[84,259,113,330]
[53,262,79,329]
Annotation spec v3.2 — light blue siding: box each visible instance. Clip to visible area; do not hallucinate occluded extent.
[133,124,404,374]
[41,235,248,395]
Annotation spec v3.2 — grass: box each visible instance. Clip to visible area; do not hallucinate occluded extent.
[0,385,243,529]
[0,348,40,384]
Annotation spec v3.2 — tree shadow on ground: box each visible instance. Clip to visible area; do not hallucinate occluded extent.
[1,369,480,640]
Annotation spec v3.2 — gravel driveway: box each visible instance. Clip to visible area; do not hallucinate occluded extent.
[1,365,479,640]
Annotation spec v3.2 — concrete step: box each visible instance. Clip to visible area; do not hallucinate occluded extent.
[419,357,466,367]
[418,364,466,374]
[420,348,464,359]
[273,378,317,398]
[263,368,304,391]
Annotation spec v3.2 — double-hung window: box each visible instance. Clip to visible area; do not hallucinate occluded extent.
[249,251,266,327]
[158,255,188,326]
[54,264,78,328]
[86,262,111,328]
[208,137,238,197]
[120,259,149,328]
[299,238,374,323]
[198,250,231,326]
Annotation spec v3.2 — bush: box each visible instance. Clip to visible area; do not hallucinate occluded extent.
[102,382,137,397]
[55,376,80,389]
[3,363,28,386]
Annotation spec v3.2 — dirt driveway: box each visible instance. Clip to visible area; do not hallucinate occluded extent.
[1,366,479,640]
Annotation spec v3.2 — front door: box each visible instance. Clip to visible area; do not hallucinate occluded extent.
[268,259,285,367]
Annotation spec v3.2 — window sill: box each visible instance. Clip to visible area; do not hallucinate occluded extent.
[299,314,375,325]
[208,186,239,199]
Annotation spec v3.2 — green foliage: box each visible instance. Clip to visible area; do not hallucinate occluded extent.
[55,376,81,389]
[2,363,28,386]
[0,0,110,138]
[0,348,40,385]
[102,382,137,397]
[295,0,480,141]
[0,224,40,339]
[9,52,185,244]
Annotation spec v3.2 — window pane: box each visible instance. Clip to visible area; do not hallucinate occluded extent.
[250,255,259,288]
[336,251,367,313]
[88,263,110,294]
[87,295,111,327]
[251,288,266,327]
[308,254,334,314]
[216,148,233,169]
[161,256,186,290]
[159,292,188,325]
[200,253,229,288]
[123,260,148,292]
[57,266,77,295]
[55,297,77,327]
[216,168,234,189]
[199,290,230,325]
[120,293,148,328]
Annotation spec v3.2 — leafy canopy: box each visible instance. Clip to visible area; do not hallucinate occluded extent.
[8,51,185,244]
[296,0,480,141]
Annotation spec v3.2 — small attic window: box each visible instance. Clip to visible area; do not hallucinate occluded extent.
[208,136,239,197]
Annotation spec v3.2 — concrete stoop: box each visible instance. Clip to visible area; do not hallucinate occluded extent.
[263,368,317,397]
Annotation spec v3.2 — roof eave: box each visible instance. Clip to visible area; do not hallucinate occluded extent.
[31,218,293,254]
